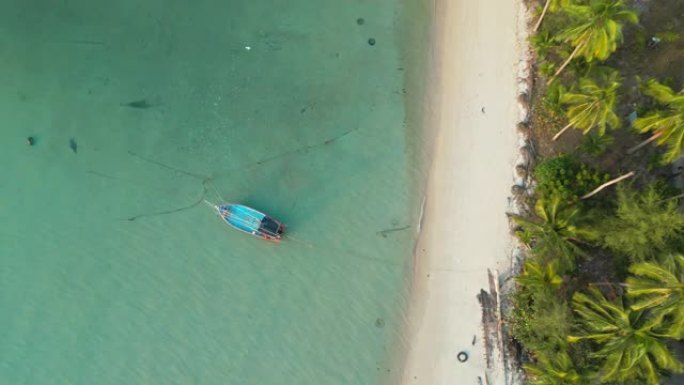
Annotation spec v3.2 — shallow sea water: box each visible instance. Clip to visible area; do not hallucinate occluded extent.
[0,1,430,383]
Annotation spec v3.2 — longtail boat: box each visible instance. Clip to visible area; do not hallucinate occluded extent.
[207,201,285,242]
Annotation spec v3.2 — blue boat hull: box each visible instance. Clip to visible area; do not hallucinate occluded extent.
[216,203,285,242]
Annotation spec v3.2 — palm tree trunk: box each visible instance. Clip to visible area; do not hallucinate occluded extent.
[533,0,552,32]
[552,100,599,141]
[552,121,574,141]
[627,131,663,154]
[581,171,635,200]
[547,41,585,86]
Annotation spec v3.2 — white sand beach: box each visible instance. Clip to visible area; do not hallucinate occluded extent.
[400,0,526,384]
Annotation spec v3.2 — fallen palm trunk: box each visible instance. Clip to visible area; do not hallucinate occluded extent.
[580,171,635,200]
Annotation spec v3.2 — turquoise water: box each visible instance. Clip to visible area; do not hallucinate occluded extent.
[0,1,430,384]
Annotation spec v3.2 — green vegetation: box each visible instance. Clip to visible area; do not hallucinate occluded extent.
[533,154,609,202]
[553,69,621,140]
[533,0,573,32]
[601,185,684,261]
[548,0,638,83]
[581,132,613,156]
[513,196,596,270]
[509,1,684,384]
[626,255,684,338]
[632,79,684,163]
[509,259,573,354]
[523,350,582,385]
[569,288,683,385]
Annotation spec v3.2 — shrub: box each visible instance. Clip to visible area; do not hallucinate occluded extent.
[534,155,610,202]
[544,82,566,113]
[508,260,574,355]
[601,184,684,262]
[581,133,614,156]
[509,283,573,355]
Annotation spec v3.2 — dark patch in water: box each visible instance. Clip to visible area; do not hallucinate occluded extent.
[356,17,365,25]
[375,318,385,328]
[69,138,77,153]
[86,170,118,180]
[27,136,35,146]
[368,38,376,46]
[122,99,153,109]
[376,225,410,238]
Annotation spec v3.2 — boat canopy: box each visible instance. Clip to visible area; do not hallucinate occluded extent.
[220,204,265,233]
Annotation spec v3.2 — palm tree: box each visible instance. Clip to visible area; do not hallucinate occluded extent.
[547,0,638,84]
[533,0,573,32]
[512,196,596,271]
[630,79,684,163]
[524,350,584,385]
[553,69,621,141]
[517,259,564,292]
[511,259,574,355]
[626,254,684,338]
[568,288,683,385]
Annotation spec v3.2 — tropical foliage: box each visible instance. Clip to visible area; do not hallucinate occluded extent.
[548,0,638,82]
[533,155,609,202]
[581,132,613,156]
[509,260,573,355]
[626,255,684,338]
[553,69,621,140]
[509,3,684,385]
[533,0,573,32]
[512,196,596,271]
[601,184,684,262]
[524,350,583,385]
[568,288,683,385]
[633,79,684,163]
[516,259,564,292]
